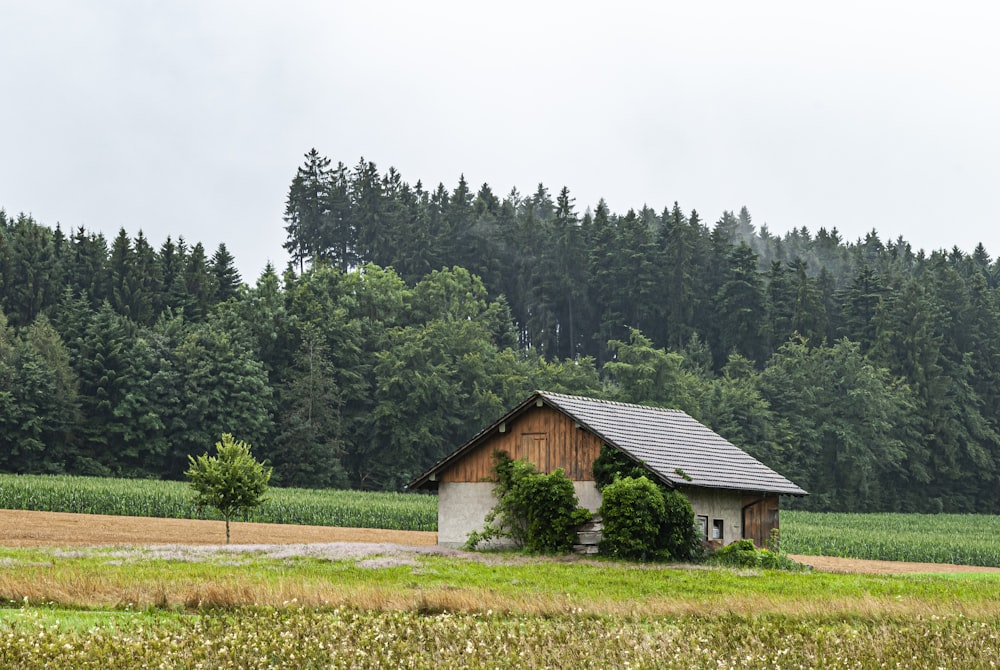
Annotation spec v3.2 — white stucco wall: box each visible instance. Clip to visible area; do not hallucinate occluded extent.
[437,481,603,547]
[437,482,498,547]
[683,487,744,545]
[574,481,602,513]
[439,481,747,547]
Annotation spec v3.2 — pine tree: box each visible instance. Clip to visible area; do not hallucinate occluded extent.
[182,242,216,321]
[351,158,384,266]
[1,214,58,327]
[790,259,827,343]
[211,242,242,303]
[271,327,348,488]
[108,228,143,322]
[712,243,766,366]
[657,203,699,350]
[73,303,140,475]
[159,236,193,316]
[283,148,335,273]
[840,265,886,351]
[131,231,163,325]
[551,186,587,359]
[587,200,623,364]
[764,260,796,352]
[69,226,110,306]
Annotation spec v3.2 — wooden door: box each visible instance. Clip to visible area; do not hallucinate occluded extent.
[742,495,779,548]
[520,433,549,472]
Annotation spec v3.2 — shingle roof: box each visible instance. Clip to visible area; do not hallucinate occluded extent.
[538,391,807,496]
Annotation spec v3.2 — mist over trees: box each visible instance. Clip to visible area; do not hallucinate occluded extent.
[3,149,1000,513]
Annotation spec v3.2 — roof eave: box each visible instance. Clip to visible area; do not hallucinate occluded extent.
[673,480,809,497]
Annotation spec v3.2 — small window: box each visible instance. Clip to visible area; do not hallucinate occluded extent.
[712,519,724,540]
[697,515,708,541]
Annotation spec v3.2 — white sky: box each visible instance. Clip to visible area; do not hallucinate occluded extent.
[2,1,999,281]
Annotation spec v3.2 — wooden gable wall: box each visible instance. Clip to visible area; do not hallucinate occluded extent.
[439,404,603,483]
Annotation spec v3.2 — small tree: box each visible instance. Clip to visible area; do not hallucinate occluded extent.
[185,433,272,544]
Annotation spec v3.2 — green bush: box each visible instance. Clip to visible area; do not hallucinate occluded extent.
[592,444,648,489]
[707,538,808,571]
[599,476,665,560]
[466,451,591,554]
[659,489,700,560]
[593,445,699,561]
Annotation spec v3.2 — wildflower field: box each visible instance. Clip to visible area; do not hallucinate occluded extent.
[3,607,998,669]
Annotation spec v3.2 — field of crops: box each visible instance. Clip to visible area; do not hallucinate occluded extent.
[782,510,1000,566]
[0,474,436,531]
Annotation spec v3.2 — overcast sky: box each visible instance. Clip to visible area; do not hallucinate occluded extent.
[2,2,998,281]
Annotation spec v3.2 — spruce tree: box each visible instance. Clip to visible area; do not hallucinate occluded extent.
[210,242,242,303]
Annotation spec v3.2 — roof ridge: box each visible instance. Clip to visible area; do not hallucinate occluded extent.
[537,390,687,415]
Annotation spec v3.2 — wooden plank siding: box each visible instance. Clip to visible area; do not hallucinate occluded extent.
[439,405,603,483]
[741,494,780,548]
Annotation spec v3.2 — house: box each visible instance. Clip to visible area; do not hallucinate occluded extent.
[408,390,807,548]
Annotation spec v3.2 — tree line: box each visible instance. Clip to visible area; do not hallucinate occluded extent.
[3,149,1000,513]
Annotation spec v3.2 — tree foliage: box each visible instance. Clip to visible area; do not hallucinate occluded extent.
[7,152,1000,515]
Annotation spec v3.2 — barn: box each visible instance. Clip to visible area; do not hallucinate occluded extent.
[408,391,807,548]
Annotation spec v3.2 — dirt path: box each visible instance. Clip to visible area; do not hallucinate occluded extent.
[788,554,1000,575]
[3,510,998,575]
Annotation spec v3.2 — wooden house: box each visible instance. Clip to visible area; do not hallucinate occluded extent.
[408,391,807,548]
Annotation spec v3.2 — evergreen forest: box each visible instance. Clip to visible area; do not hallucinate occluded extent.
[3,148,1000,514]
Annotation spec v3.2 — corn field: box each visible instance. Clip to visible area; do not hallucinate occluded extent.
[782,510,1000,566]
[0,474,437,531]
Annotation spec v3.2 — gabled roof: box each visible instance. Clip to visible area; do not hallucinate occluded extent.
[408,391,807,496]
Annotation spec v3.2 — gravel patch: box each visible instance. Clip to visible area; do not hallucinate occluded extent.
[37,542,487,567]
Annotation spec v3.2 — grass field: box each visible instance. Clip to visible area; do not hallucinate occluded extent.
[1,544,1000,668]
